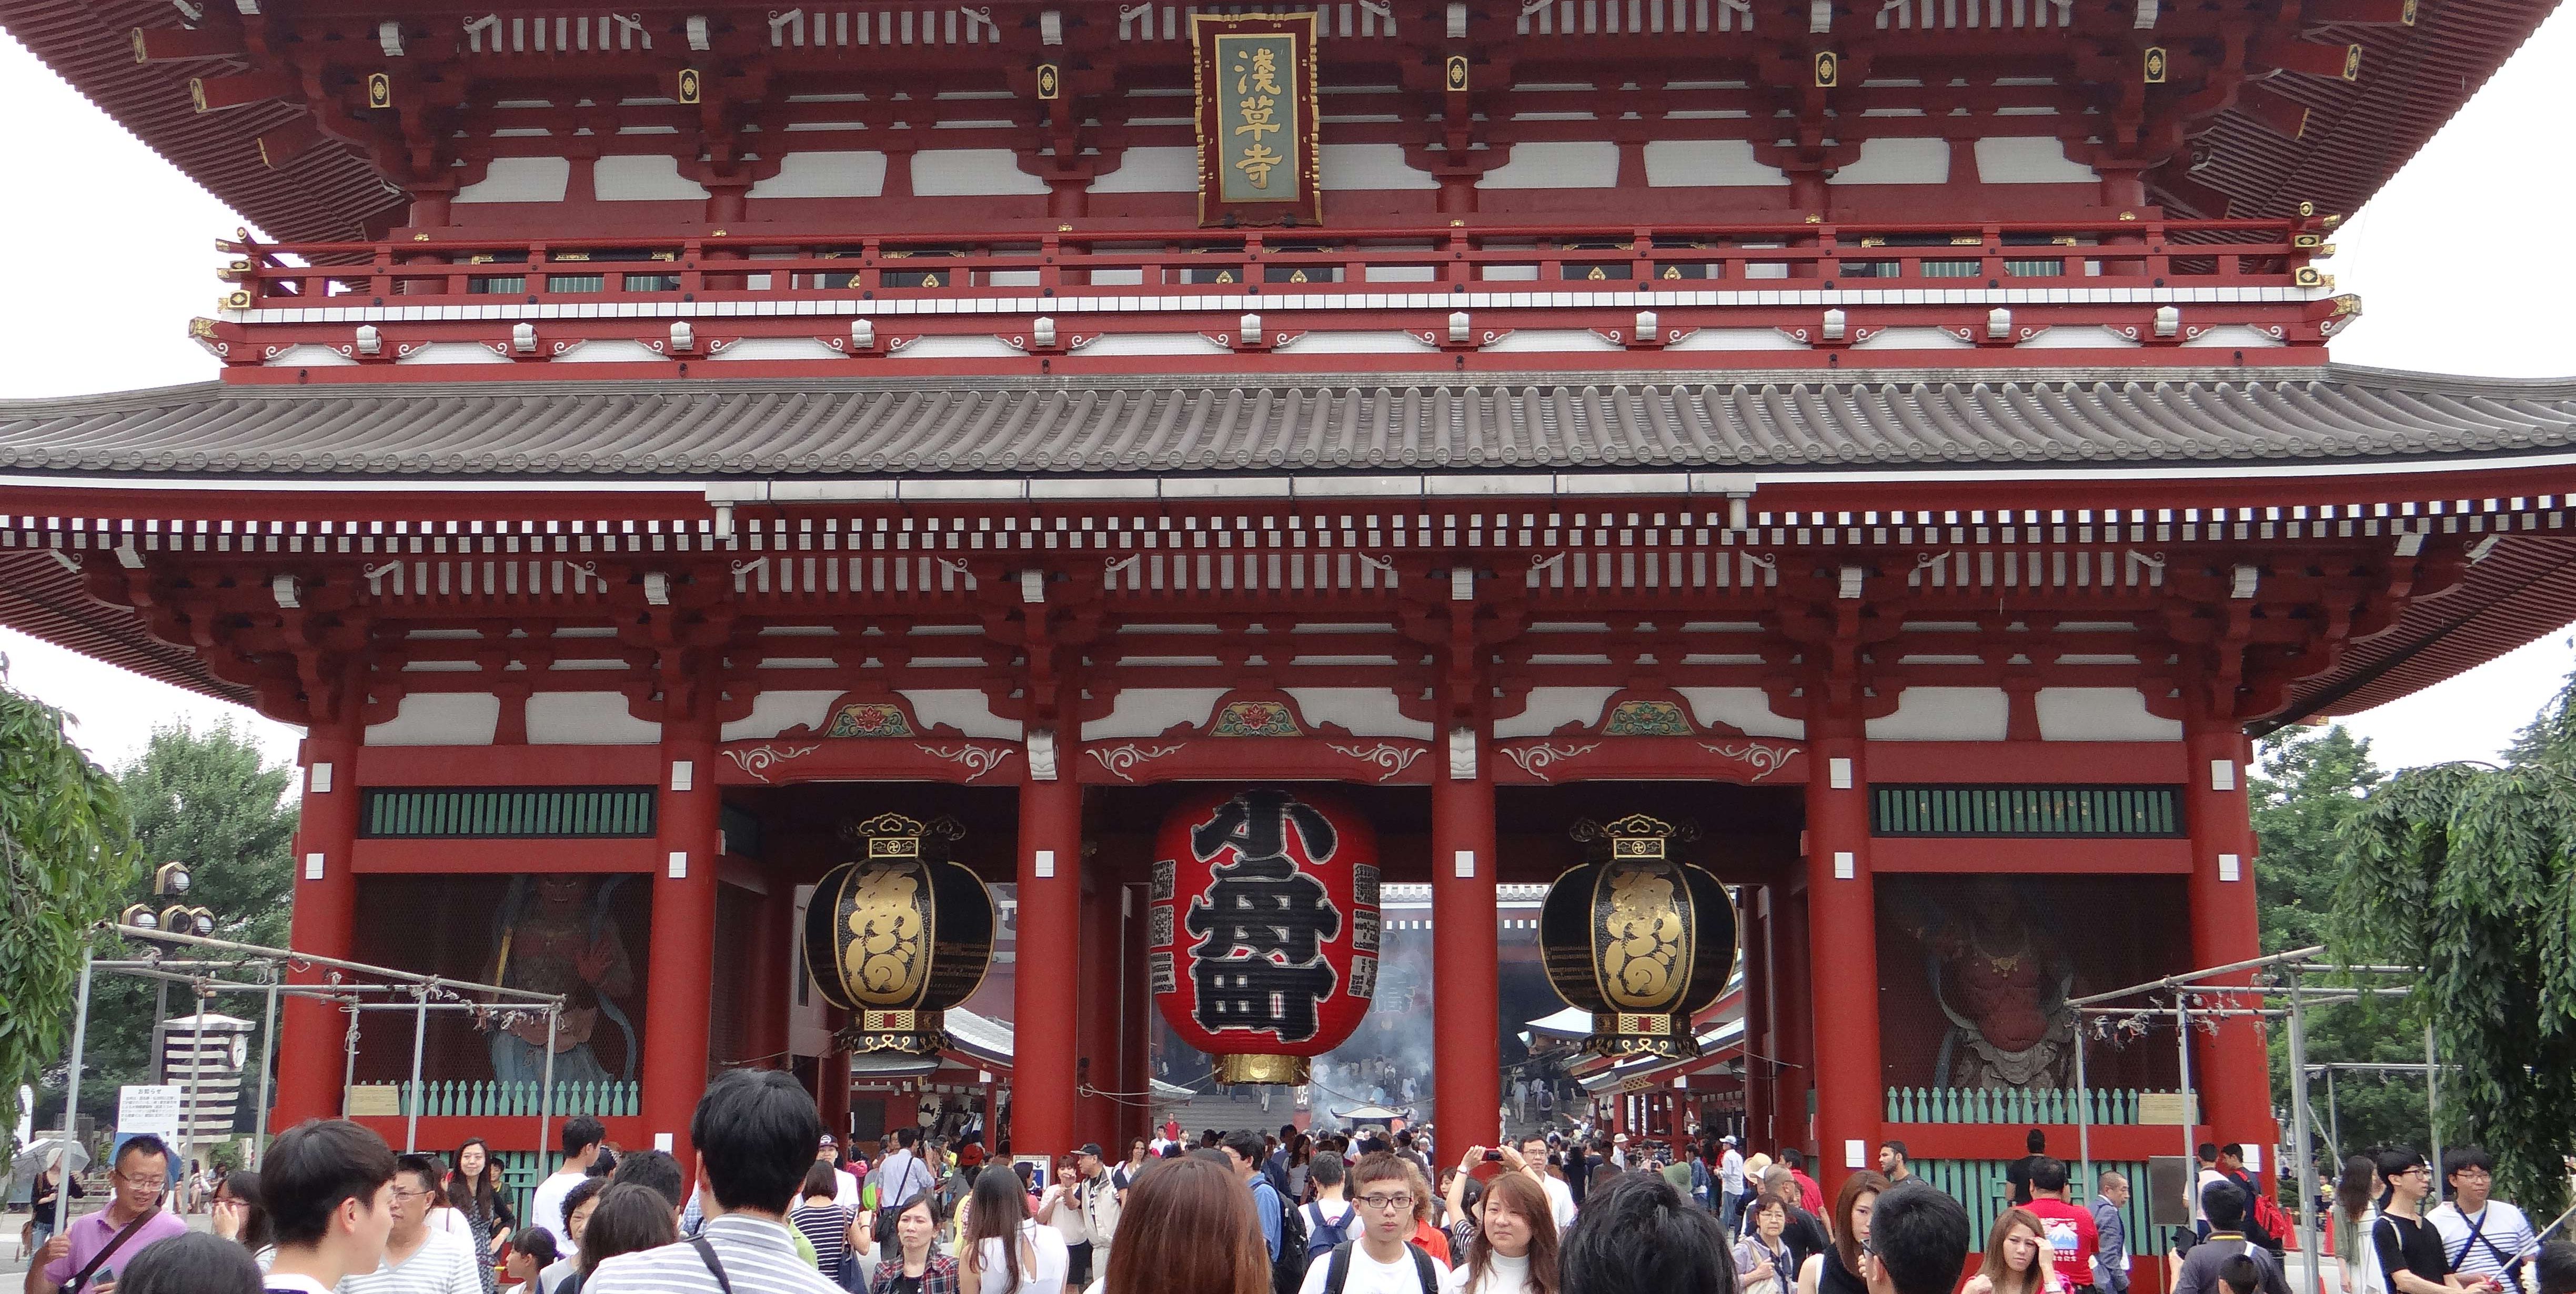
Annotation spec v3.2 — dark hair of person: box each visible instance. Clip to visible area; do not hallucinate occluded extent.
[215,1168,275,1251]
[2218,1255,2262,1294]
[1881,1141,1908,1161]
[394,1152,444,1199]
[2443,1147,2495,1188]
[1832,1170,1891,1278]
[802,1161,841,1201]
[1099,1155,1269,1294]
[1982,1208,2050,1294]
[2029,1158,2068,1194]
[892,1190,945,1236]
[2196,1143,2219,1165]
[562,1175,608,1227]
[1195,1147,1236,1170]
[2220,1144,2245,1162]
[446,1138,499,1222]
[1350,1151,1415,1198]
[611,1148,687,1210]
[1222,1127,1265,1168]
[265,1119,399,1248]
[580,1182,680,1275]
[1779,1148,1804,1170]
[894,1127,920,1150]
[965,1165,1033,1289]
[1311,1151,1346,1188]
[115,1230,263,1294]
[1868,1181,1971,1294]
[1466,1169,1562,1294]
[1558,1172,1734,1294]
[116,1135,174,1181]
[2373,1149,2428,1210]
[512,1227,561,1268]
[691,1067,824,1214]
[1291,1134,1314,1167]
[2535,1241,2576,1294]
[1749,1196,1788,1228]
[2201,1180,2248,1228]
[2334,1156,2376,1223]
[2025,1129,2047,1156]
[562,1116,607,1159]
[587,1146,619,1178]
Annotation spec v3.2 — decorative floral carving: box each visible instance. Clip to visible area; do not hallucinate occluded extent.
[1210,699,1301,737]
[1501,742,1602,782]
[914,743,1015,782]
[1699,741,1800,782]
[724,743,820,783]
[1326,742,1426,782]
[824,701,915,737]
[1087,742,1188,783]
[1602,699,1694,736]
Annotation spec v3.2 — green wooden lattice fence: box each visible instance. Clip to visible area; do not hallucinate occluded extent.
[1871,785,2181,837]
[1913,1158,2168,1258]
[1885,1086,2172,1125]
[361,787,657,838]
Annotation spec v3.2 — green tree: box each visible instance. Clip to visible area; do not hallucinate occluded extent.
[2331,672,2576,1215]
[43,720,298,1125]
[0,663,138,1159]
[2252,725,2428,1168]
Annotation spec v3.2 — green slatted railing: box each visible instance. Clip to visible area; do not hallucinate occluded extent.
[360,786,656,838]
[1871,784,2182,837]
[1914,1158,2168,1257]
[346,1079,640,1118]
[1885,1086,2169,1125]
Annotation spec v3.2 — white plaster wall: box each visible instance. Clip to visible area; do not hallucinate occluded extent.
[262,344,358,367]
[751,151,890,199]
[1082,689,1229,742]
[901,689,1024,740]
[1974,137,2098,184]
[1668,329,1808,352]
[1494,686,1619,739]
[554,340,665,363]
[2017,326,2142,350]
[1477,141,1619,189]
[712,338,843,361]
[1284,688,1436,740]
[1854,327,1973,350]
[366,693,503,746]
[1091,146,1198,193]
[457,157,571,204]
[1321,144,1438,190]
[527,692,662,744]
[1865,687,2010,740]
[2181,325,2288,349]
[723,690,845,741]
[1676,688,1805,739]
[595,154,709,201]
[394,342,512,366]
[2035,689,2183,741]
[912,149,1051,196]
[1642,139,1789,187]
[1829,138,1949,185]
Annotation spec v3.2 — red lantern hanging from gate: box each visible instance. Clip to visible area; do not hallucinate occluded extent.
[1539,813,1737,1059]
[802,812,997,1055]
[1147,785,1379,1086]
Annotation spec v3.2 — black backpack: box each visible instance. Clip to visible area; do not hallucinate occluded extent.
[1321,1241,1439,1294]
[1268,1181,1308,1294]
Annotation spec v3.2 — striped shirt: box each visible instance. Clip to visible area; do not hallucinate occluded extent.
[584,1214,843,1294]
[339,1227,484,1294]
[790,1203,854,1272]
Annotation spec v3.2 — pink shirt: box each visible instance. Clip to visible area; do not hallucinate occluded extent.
[43,1208,189,1286]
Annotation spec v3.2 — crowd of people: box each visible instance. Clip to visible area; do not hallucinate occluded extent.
[17,1085,2574,1294]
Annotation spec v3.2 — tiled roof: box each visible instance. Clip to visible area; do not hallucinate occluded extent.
[4,366,2574,482]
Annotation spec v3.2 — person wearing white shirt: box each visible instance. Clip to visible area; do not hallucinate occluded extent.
[2429,1150,2532,1292]
[529,1117,608,1252]
[962,1167,1071,1294]
[816,1137,862,1211]
[1513,1138,1576,1235]
[258,1120,399,1294]
[1440,1168,1553,1294]
[340,1155,484,1294]
[1300,1159,1449,1294]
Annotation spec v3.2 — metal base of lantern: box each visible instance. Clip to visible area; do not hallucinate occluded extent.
[1583,1012,1702,1062]
[836,1009,952,1056]
[1213,1054,1309,1086]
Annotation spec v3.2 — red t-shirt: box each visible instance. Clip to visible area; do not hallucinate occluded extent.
[2025,1198,2100,1291]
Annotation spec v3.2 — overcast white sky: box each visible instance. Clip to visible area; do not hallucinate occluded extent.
[2,15,2572,775]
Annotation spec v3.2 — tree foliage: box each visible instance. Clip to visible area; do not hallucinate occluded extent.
[0,662,138,1158]
[2251,725,2431,1167]
[2331,674,2576,1216]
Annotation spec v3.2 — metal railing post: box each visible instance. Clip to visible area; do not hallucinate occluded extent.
[56,952,95,1236]
[406,980,434,1152]
[2289,978,2321,1294]
[254,968,279,1166]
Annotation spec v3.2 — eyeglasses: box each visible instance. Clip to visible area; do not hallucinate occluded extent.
[115,1173,167,1190]
[391,1187,434,1202]
[1357,1194,1417,1212]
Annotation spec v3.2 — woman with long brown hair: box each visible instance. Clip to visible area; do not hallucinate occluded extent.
[1797,1170,1889,1294]
[1092,1155,1269,1294]
[1964,1208,2067,1294]
[1444,1169,1561,1294]
[962,1163,1070,1294]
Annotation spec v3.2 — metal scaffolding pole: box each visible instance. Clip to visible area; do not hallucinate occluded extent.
[2289,979,2322,1294]
[405,982,434,1153]
[2177,999,2200,1224]
[2075,1022,2093,1192]
[54,952,94,1236]
[254,968,279,1167]
[2426,1023,2443,1189]
[538,1009,558,1171]
[184,989,208,1160]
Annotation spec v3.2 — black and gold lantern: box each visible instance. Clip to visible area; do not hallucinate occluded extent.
[801,812,997,1055]
[1539,814,1737,1060]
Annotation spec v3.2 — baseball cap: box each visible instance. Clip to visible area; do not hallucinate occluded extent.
[819,1134,838,1148]
[1078,1143,1104,1158]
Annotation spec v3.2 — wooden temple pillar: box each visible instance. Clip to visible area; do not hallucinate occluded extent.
[1741,885,1774,1153]
[1431,731,1502,1152]
[2183,708,2275,1150]
[1013,774,1085,1161]
[1076,874,1124,1150]
[276,712,364,1126]
[642,720,722,1166]
[1802,712,1883,1194]
[1117,881,1153,1150]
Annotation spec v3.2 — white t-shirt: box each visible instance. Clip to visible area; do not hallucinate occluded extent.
[1537,1177,1576,1233]
[1297,1245,1449,1294]
[529,1171,581,1249]
[338,1226,484,1294]
[970,1219,1070,1294]
[2430,1200,2537,1282]
[1442,1252,1533,1294]
[834,1166,863,1211]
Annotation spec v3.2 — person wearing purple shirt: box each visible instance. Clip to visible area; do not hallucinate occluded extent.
[27,1136,189,1294]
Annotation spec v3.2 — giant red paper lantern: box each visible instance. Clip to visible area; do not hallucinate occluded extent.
[1147,786,1379,1086]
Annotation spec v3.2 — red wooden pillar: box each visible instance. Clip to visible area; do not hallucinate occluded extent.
[2184,714,2275,1149]
[1741,886,1773,1152]
[642,724,721,1166]
[277,715,363,1127]
[1804,723,1883,1197]
[1076,879,1124,1149]
[743,885,793,1071]
[1772,886,1813,1157]
[1117,882,1152,1150]
[1014,775,1084,1161]
[818,1010,852,1141]
[1431,756,1502,1152]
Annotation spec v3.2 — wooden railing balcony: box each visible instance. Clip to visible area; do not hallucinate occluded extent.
[196,216,2354,382]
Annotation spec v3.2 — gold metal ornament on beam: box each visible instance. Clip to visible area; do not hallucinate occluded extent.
[801,812,995,1055]
[1539,814,1738,1060]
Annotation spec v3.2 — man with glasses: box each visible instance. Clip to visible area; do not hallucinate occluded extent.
[1296,1155,1445,1294]
[2430,1149,2528,1293]
[27,1135,188,1294]
[340,1154,482,1294]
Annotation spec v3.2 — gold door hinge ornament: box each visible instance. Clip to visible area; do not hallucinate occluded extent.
[2144,45,2167,82]
[1813,49,1839,86]
[678,68,703,104]
[1037,63,1060,99]
[367,72,392,108]
[1445,54,1470,92]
